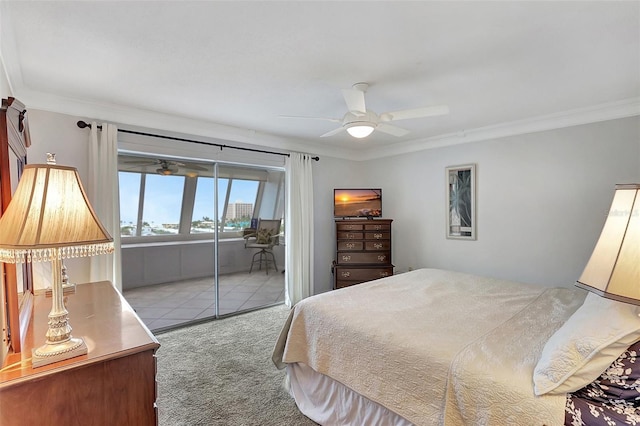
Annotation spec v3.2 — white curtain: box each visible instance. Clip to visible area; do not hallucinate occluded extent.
[285,153,314,306]
[88,123,122,291]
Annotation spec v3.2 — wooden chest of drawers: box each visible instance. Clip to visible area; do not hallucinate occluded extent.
[334,219,393,289]
[0,281,160,426]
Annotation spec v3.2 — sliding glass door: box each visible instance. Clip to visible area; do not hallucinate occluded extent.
[215,163,285,316]
[118,154,285,332]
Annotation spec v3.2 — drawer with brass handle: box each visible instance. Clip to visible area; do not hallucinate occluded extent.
[334,266,394,289]
[334,219,393,290]
[336,251,390,264]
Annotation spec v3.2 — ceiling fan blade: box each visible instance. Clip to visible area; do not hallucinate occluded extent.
[380,105,449,122]
[181,163,209,171]
[376,123,410,137]
[342,88,366,115]
[279,115,341,123]
[120,165,146,171]
[320,127,345,138]
[122,159,158,165]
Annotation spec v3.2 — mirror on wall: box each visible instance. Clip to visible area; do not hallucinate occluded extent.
[0,97,32,357]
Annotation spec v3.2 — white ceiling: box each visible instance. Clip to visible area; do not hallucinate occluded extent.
[1,1,638,160]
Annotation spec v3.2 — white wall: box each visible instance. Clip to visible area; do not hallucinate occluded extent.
[15,107,640,293]
[0,61,89,291]
[26,109,93,287]
[363,117,640,287]
[0,60,10,97]
[122,240,285,288]
[311,156,368,293]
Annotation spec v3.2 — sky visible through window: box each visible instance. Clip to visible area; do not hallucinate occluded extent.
[119,172,259,226]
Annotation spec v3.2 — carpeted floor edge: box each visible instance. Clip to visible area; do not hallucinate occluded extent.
[155,305,318,425]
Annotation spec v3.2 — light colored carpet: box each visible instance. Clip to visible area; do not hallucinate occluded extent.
[155,304,318,425]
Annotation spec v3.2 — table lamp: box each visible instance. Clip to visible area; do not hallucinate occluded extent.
[0,154,113,367]
[576,184,640,305]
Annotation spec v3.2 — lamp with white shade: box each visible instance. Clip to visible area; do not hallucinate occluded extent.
[0,154,113,367]
[576,184,640,305]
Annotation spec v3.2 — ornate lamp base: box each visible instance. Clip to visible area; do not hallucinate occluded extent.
[32,254,88,368]
[44,282,76,296]
[32,336,87,368]
[44,261,76,296]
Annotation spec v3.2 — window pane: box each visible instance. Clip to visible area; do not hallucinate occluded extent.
[225,179,259,231]
[119,172,141,237]
[142,174,185,236]
[191,177,214,234]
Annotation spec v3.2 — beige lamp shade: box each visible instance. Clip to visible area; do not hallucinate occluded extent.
[576,184,640,305]
[0,163,113,263]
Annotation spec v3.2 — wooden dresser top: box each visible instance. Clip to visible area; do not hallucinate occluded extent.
[0,281,159,387]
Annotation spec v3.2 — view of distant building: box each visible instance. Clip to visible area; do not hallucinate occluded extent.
[226,202,253,220]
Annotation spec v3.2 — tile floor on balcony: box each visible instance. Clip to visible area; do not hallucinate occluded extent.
[123,270,285,332]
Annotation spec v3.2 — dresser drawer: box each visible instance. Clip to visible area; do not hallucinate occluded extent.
[365,241,390,250]
[364,223,391,231]
[334,266,393,288]
[334,219,393,290]
[337,223,364,231]
[337,252,391,264]
[337,232,364,240]
[338,241,364,251]
[365,232,391,240]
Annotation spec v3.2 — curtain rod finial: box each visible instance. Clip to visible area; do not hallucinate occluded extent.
[76,120,90,129]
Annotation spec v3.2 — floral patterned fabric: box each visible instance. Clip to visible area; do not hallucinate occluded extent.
[255,228,273,244]
[565,340,640,425]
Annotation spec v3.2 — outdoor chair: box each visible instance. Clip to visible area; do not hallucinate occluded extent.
[243,219,281,274]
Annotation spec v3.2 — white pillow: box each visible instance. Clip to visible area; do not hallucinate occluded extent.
[533,292,640,396]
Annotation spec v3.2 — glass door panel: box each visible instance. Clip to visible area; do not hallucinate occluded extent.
[119,154,285,332]
[217,165,285,316]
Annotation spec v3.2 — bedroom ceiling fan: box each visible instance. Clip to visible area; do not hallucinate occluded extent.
[155,160,179,176]
[281,83,449,139]
[121,158,208,176]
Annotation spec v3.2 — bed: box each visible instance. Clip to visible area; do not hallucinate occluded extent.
[272,268,640,425]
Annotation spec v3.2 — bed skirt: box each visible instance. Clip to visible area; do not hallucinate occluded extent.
[287,363,414,426]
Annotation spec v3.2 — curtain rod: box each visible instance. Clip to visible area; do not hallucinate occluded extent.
[76,120,319,161]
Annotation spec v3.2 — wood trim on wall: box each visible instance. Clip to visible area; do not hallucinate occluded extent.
[0,97,32,359]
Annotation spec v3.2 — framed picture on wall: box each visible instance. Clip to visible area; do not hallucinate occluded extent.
[446,164,476,240]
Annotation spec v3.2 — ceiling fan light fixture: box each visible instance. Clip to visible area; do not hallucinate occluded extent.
[346,124,375,138]
[157,167,174,176]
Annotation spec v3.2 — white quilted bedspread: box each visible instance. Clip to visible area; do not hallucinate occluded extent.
[273,268,585,425]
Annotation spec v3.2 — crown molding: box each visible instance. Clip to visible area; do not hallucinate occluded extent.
[28,91,638,163]
[360,97,640,161]
[9,82,638,164]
